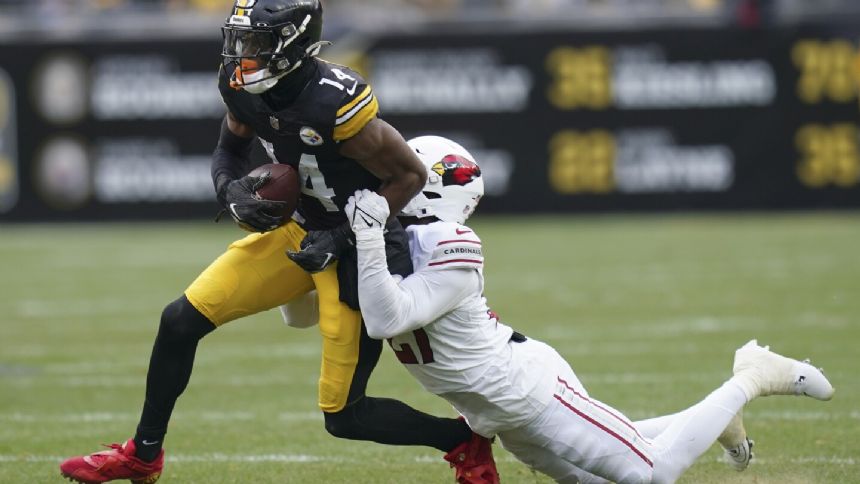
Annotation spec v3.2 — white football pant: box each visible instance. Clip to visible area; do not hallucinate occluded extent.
[498,342,748,483]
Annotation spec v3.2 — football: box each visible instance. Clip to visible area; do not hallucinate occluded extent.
[248,163,300,218]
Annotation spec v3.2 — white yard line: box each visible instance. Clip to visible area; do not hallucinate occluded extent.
[3,409,857,424]
[0,454,336,463]
[10,372,709,387]
[3,374,319,387]
[0,411,320,423]
[4,453,856,466]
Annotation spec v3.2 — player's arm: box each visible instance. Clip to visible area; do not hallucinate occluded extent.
[212,111,286,232]
[362,260,477,340]
[211,111,254,205]
[339,118,427,218]
[345,189,478,339]
[288,119,426,272]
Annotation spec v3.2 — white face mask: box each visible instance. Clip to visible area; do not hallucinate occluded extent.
[237,59,303,94]
[239,68,280,94]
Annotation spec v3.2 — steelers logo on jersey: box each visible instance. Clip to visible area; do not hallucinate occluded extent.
[431,155,482,186]
[300,126,324,146]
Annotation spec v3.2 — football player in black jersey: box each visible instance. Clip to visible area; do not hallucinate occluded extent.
[59,1,499,483]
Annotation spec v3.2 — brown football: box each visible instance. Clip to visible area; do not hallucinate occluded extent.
[248,163,300,219]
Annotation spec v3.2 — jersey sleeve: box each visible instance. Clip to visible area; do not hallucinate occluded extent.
[424,224,484,271]
[332,81,379,142]
[355,228,481,340]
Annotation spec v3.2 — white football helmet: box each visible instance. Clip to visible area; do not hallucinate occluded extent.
[401,136,484,224]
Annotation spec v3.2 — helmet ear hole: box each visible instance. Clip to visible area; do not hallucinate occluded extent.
[423,191,442,199]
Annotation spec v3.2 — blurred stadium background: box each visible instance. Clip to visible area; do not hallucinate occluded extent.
[1,0,859,483]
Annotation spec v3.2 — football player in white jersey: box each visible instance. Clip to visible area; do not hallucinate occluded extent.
[334,135,835,483]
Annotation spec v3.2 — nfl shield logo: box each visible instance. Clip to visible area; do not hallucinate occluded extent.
[269,115,279,130]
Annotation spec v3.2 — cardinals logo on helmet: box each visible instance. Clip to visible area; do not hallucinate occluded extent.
[431,155,481,187]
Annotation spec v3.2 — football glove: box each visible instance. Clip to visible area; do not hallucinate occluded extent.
[345,189,389,235]
[223,172,287,232]
[287,223,355,273]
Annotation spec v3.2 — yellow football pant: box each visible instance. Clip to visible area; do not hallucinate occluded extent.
[184,220,362,413]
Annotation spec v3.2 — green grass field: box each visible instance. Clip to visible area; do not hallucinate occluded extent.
[1,213,858,483]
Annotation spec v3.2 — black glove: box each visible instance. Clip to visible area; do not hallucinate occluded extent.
[222,172,287,233]
[287,223,355,273]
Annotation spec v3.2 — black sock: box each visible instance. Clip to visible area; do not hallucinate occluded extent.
[324,396,472,452]
[133,296,214,462]
[133,434,164,463]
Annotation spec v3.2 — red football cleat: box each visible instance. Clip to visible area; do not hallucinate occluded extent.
[60,439,163,484]
[443,432,500,484]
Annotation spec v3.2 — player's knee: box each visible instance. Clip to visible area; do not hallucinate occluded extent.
[159,296,215,343]
[323,400,367,440]
[323,408,354,439]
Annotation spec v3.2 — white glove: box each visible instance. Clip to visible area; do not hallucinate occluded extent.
[345,189,389,235]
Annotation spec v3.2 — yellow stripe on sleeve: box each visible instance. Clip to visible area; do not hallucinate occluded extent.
[336,86,372,118]
[333,95,379,141]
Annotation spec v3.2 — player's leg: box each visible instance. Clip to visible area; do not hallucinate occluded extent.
[541,378,747,483]
[134,295,215,460]
[544,368,657,482]
[499,430,610,484]
[312,266,497,482]
[313,265,473,449]
[320,323,473,450]
[60,224,314,483]
[718,411,755,471]
[635,409,753,471]
[134,225,314,454]
[648,340,834,483]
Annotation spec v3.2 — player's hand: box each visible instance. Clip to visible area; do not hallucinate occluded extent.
[224,172,287,232]
[345,189,389,235]
[287,223,355,273]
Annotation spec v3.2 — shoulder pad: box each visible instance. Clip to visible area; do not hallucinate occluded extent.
[425,223,483,271]
[316,60,379,141]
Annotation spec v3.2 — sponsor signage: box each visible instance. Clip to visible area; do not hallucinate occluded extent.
[370,25,860,214]
[0,23,857,221]
[0,67,16,214]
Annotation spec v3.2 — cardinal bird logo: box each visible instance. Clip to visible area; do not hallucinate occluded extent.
[431,155,481,187]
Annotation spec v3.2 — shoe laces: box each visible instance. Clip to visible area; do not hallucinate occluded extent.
[83,443,126,466]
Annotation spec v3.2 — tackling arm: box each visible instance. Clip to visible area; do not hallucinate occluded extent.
[339,118,427,218]
[357,230,478,340]
[346,190,477,339]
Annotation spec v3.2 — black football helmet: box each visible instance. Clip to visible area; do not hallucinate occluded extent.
[222,0,325,92]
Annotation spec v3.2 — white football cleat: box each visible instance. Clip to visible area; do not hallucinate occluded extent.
[733,340,835,401]
[723,436,754,472]
[718,410,754,471]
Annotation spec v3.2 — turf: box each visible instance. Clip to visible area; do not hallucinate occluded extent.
[1,212,858,483]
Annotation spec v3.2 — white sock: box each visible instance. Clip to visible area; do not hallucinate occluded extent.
[650,380,748,483]
[634,413,678,439]
[729,370,760,401]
